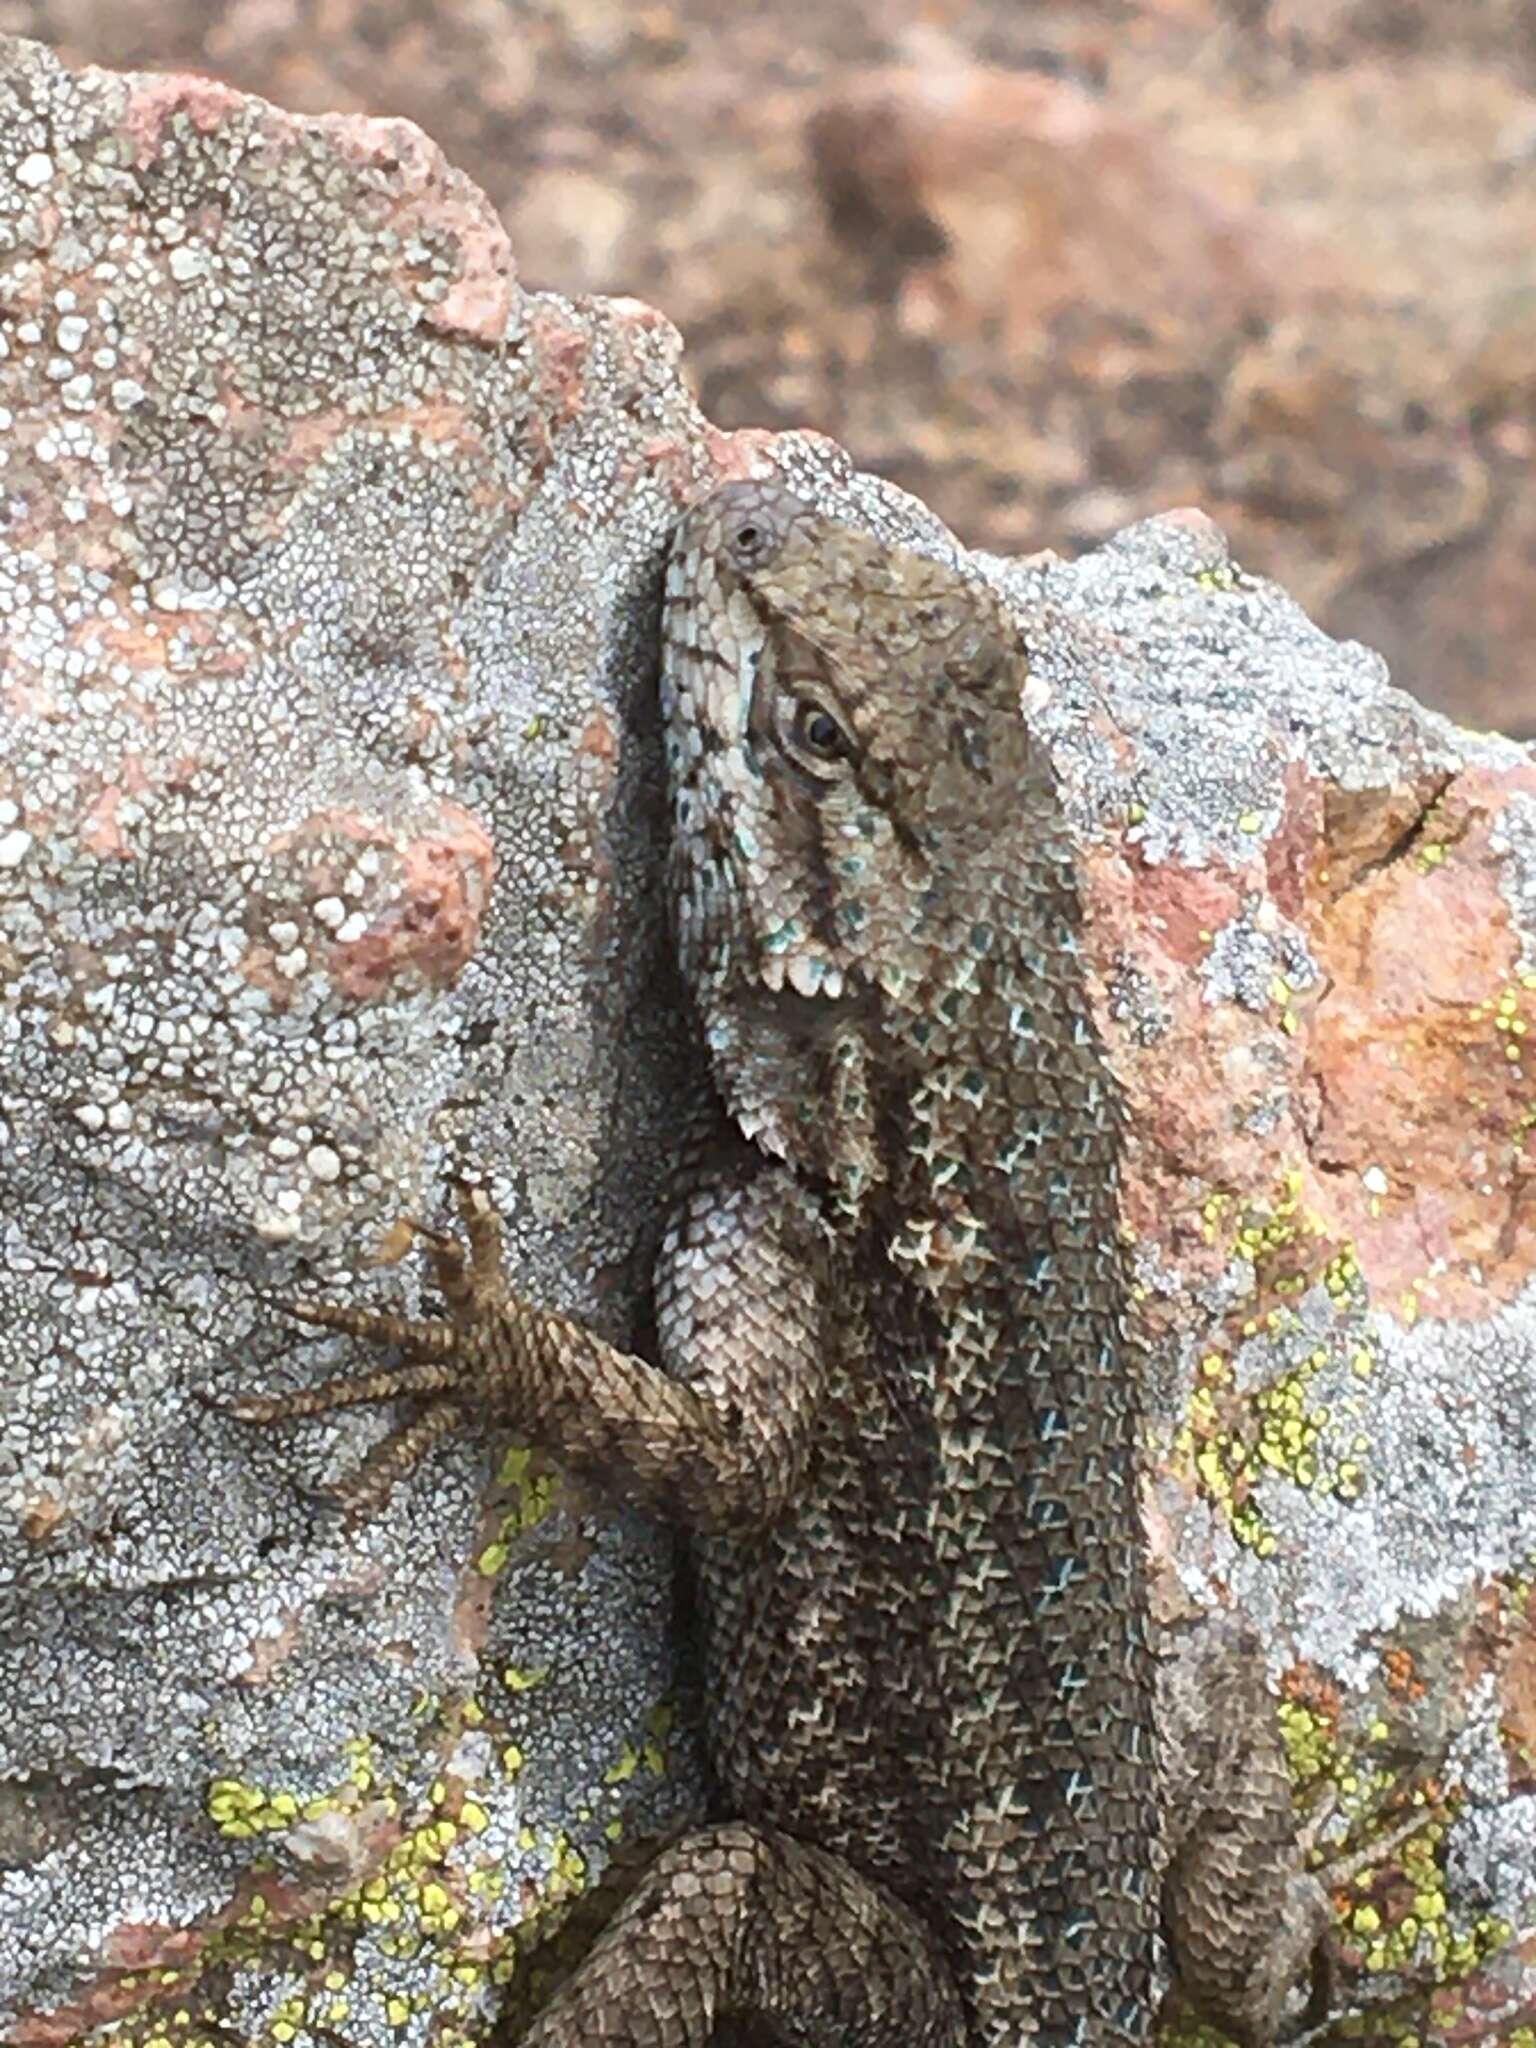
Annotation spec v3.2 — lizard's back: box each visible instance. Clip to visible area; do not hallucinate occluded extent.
[662,481,1159,2044]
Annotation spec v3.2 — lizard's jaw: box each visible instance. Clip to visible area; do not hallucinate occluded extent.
[694,972,883,1201]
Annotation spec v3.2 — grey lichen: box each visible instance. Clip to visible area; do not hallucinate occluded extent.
[1198,902,1319,1015]
[1182,1285,1536,1686]
[0,31,715,2043]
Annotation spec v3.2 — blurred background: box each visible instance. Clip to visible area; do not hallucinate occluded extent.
[6,0,1532,734]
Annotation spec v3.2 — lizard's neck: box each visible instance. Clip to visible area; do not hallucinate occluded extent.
[880,898,1122,1273]
[697,829,1121,1242]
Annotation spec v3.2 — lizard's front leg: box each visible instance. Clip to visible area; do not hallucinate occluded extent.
[232,1167,972,2045]
[232,1172,809,1528]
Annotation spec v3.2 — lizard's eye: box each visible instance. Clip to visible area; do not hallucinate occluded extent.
[784,695,853,770]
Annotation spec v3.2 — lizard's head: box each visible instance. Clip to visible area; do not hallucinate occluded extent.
[663,480,1058,1181]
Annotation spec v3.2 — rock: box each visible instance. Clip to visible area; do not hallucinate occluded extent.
[0,34,707,2047]
[998,509,1536,2037]
[806,52,1326,348]
[0,32,1532,2048]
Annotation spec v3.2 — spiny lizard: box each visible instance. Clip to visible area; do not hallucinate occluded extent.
[233,482,1331,2045]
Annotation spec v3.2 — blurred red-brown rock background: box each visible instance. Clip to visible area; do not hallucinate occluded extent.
[16,0,1532,734]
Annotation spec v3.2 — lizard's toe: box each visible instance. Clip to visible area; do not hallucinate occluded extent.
[283,1297,458,1356]
[454,1181,510,1296]
[327,1399,467,1519]
[223,1352,467,1425]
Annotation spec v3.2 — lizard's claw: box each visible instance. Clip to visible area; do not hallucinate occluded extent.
[388,1184,504,1315]
[220,1182,523,1512]
[221,1285,466,1427]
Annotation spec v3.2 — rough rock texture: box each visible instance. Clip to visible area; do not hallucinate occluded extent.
[0,32,1532,2048]
[0,33,713,2048]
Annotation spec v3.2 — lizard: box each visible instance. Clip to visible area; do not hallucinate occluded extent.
[231,481,1335,2046]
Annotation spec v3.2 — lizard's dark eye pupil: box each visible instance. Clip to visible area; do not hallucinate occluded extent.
[733,523,761,554]
[794,702,847,761]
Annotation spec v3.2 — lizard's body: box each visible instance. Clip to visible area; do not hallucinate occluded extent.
[236,483,1328,2045]
[658,484,1158,2045]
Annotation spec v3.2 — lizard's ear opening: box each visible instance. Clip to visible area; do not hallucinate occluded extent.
[716,486,804,575]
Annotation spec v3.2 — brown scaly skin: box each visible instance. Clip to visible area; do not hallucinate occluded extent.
[234,483,1332,2044]
[1157,1618,1334,2047]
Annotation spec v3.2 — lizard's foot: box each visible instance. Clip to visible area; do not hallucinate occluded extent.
[276,1180,509,1362]
[226,1183,513,1516]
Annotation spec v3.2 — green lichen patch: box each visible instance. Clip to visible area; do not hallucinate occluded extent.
[63,1685,685,2048]
[1179,1170,1378,1551]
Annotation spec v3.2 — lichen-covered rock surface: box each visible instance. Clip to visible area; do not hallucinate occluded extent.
[1007,511,1536,2045]
[0,31,1531,2048]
